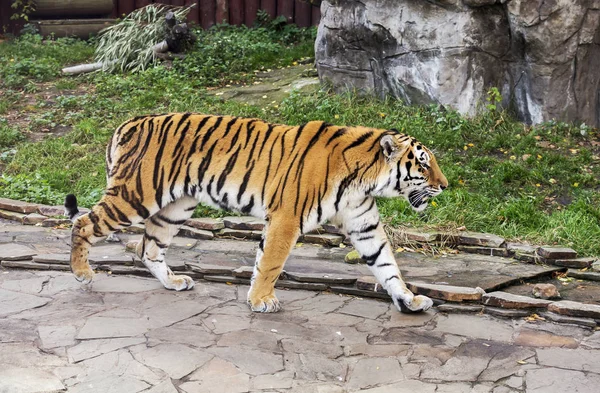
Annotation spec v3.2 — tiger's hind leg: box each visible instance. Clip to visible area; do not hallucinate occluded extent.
[135,196,197,291]
[247,215,300,312]
[70,195,145,284]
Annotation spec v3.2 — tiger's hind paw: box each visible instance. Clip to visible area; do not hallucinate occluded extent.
[248,294,281,313]
[395,295,433,314]
[72,266,94,284]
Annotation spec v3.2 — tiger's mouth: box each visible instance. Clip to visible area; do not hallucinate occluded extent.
[407,187,441,211]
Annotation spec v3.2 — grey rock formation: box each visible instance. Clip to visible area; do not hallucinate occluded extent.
[315,0,600,126]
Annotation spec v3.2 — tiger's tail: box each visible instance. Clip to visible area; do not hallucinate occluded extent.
[64,194,81,221]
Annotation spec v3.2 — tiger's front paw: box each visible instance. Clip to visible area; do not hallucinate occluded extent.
[72,266,94,284]
[164,274,195,291]
[248,293,281,313]
[394,295,433,314]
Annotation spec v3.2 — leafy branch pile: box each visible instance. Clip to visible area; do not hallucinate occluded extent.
[68,4,194,74]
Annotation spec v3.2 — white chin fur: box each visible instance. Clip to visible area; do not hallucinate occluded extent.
[411,202,428,212]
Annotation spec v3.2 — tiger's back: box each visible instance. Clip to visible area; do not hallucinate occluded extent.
[70,113,447,314]
[106,113,381,232]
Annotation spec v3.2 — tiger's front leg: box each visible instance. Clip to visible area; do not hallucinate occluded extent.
[247,216,299,312]
[339,197,433,313]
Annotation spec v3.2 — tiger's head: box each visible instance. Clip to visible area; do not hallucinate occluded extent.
[376,132,448,211]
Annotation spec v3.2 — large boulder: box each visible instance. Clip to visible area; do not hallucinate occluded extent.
[315,0,600,126]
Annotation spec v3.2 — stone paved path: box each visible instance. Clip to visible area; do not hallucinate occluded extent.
[1,222,600,392]
[2,269,600,393]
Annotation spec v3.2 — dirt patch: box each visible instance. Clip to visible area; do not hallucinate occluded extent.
[210,64,320,107]
[2,81,93,142]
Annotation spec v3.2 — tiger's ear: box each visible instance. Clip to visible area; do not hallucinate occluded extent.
[381,135,401,160]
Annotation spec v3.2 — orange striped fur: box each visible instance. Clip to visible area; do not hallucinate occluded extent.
[69,114,447,313]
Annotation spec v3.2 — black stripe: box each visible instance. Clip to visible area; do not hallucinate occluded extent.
[342,131,373,154]
[155,213,187,225]
[385,275,400,283]
[237,161,255,203]
[200,116,223,151]
[362,242,387,266]
[241,195,254,214]
[348,221,379,235]
[356,235,375,241]
[325,128,346,146]
[217,145,241,193]
[334,168,360,211]
[221,116,239,139]
[144,233,168,248]
[292,123,306,150]
[355,199,376,219]
[243,120,257,149]
[185,116,211,161]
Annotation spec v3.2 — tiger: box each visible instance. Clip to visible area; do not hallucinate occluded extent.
[67,113,448,313]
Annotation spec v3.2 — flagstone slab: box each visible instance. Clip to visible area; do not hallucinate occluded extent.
[0,289,51,317]
[347,357,404,390]
[526,368,600,393]
[206,347,284,375]
[302,233,345,247]
[406,282,482,302]
[537,348,600,374]
[458,232,505,248]
[0,367,65,393]
[285,271,357,285]
[482,291,551,309]
[136,343,214,380]
[538,246,577,260]
[514,329,579,348]
[23,213,47,225]
[91,276,164,293]
[0,244,37,261]
[548,300,600,320]
[223,216,266,231]
[1,260,49,270]
[38,325,77,349]
[185,217,225,231]
[178,226,215,240]
[32,253,70,264]
[0,209,27,223]
[0,198,39,214]
[67,337,147,363]
[77,316,150,339]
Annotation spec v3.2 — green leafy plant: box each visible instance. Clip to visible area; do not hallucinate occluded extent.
[486,87,502,112]
[10,0,35,22]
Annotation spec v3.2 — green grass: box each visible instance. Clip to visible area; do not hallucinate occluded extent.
[0,28,599,256]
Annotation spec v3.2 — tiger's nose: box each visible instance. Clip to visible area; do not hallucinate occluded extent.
[440,185,447,190]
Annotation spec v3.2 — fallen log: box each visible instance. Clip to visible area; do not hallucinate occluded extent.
[61,40,169,75]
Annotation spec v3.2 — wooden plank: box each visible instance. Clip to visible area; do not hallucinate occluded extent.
[199,0,216,29]
[215,0,229,24]
[311,3,320,26]
[118,0,136,16]
[277,0,294,23]
[294,0,310,27]
[184,0,199,24]
[111,0,119,18]
[134,0,151,9]
[245,0,260,26]
[229,0,244,25]
[261,0,276,18]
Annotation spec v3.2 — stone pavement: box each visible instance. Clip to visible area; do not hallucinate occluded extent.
[2,269,600,393]
[1,221,600,392]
